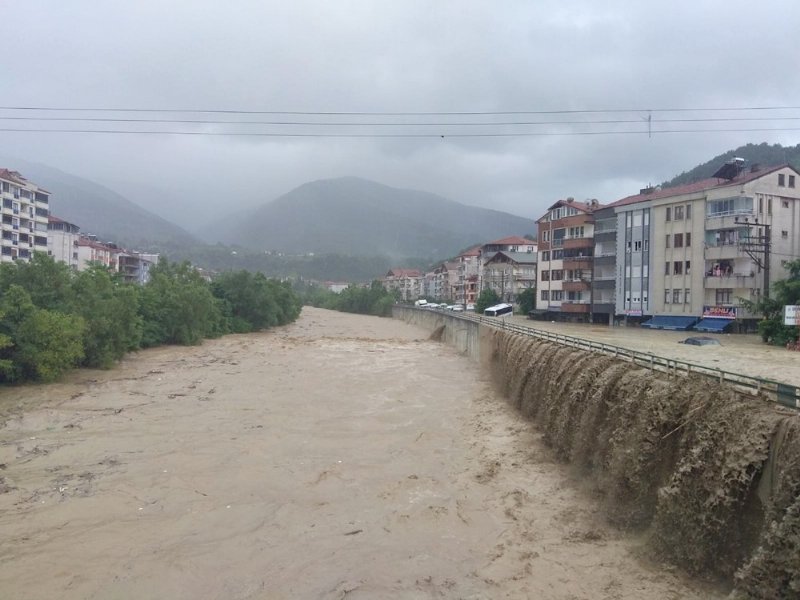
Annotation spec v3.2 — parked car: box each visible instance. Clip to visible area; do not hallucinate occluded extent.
[679,336,721,346]
[466,304,475,311]
[451,305,465,312]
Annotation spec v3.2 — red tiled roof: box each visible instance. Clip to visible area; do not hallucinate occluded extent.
[386,268,422,278]
[0,168,50,193]
[459,246,481,257]
[485,236,534,246]
[609,164,794,208]
[76,238,120,253]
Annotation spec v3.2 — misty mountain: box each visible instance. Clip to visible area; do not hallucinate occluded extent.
[663,142,800,188]
[0,157,199,249]
[209,177,537,259]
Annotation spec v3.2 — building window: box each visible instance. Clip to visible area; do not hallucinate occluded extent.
[634,240,642,252]
[542,231,550,242]
[790,175,796,188]
[551,290,563,301]
[551,270,563,281]
[686,232,691,247]
[541,270,550,281]
[768,198,772,216]
[778,173,786,186]
[541,290,549,301]
[643,239,649,251]
[782,230,789,239]
[674,233,683,248]
[626,240,632,252]
[686,261,691,275]
[784,200,790,208]
[541,251,550,261]
[685,204,691,220]
[759,197,763,214]
[665,207,671,221]
[644,210,650,226]
[673,289,682,304]
[716,289,733,304]
[666,234,671,248]
[665,289,671,304]
[674,206,684,220]
[685,289,691,304]
[665,262,670,275]
[673,261,683,275]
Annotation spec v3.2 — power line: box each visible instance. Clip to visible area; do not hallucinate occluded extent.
[1,116,800,127]
[2,126,800,138]
[1,105,800,116]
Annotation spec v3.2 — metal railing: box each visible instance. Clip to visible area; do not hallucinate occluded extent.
[400,306,799,410]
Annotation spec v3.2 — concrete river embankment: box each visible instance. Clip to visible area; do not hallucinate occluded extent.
[394,306,800,598]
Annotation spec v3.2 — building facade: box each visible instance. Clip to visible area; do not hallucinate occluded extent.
[481,251,537,303]
[47,215,81,269]
[0,169,49,263]
[382,268,422,302]
[535,198,603,320]
[611,162,800,329]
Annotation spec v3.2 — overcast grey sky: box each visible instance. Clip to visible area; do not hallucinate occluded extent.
[3,0,800,230]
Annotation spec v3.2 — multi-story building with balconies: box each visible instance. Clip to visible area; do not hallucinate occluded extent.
[382,268,423,302]
[454,246,480,307]
[590,205,619,323]
[535,198,603,320]
[0,169,50,263]
[481,251,537,303]
[612,161,800,331]
[47,215,81,269]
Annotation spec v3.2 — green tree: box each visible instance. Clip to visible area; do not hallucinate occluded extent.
[475,288,500,314]
[0,253,73,311]
[742,259,800,346]
[69,266,142,368]
[0,285,85,382]
[517,287,536,315]
[139,259,226,346]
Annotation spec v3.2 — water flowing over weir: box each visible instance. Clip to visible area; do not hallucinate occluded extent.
[394,307,800,598]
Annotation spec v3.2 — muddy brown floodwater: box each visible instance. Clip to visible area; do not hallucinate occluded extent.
[0,307,723,599]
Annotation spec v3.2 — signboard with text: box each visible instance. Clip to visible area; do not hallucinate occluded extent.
[702,305,737,319]
[785,305,800,326]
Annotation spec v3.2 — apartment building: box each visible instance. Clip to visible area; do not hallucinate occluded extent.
[478,236,537,295]
[590,205,619,323]
[612,162,800,330]
[454,246,480,306]
[75,235,121,271]
[382,268,422,302]
[47,215,81,269]
[535,198,603,320]
[0,169,49,263]
[481,251,537,303]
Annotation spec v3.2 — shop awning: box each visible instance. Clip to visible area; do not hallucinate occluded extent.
[693,318,731,333]
[640,315,699,330]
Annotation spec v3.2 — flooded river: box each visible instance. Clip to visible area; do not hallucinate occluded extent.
[0,307,721,599]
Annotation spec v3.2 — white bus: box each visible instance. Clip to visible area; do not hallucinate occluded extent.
[484,303,513,317]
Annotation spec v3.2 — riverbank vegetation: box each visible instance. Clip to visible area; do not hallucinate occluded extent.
[296,280,397,317]
[0,255,301,383]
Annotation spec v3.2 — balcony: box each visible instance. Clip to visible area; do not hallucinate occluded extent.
[704,274,756,289]
[563,257,593,270]
[564,237,594,250]
[705,210,754,230]
[563,280,591,293]
[561,301,591,313]
[705,244,741,260]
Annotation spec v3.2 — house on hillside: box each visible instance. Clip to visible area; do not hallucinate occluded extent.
[0,169,50,263]
[382,268,423,302]
[535,198,603,321]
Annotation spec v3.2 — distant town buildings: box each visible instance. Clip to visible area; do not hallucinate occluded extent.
[2,168,159,282]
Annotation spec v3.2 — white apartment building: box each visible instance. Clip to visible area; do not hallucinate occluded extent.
[382,268,423,302]
[47,215,81,269]
[0,169,50,263]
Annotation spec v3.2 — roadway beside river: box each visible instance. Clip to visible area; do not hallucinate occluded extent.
[504,313,800,387]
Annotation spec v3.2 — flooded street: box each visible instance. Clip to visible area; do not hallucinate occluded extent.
[0,307,720,599]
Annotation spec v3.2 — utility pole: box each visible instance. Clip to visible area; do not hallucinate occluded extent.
[735,217,771,299]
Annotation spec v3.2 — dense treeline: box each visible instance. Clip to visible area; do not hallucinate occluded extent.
[0,255,301,383]
[296,280,397,317]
